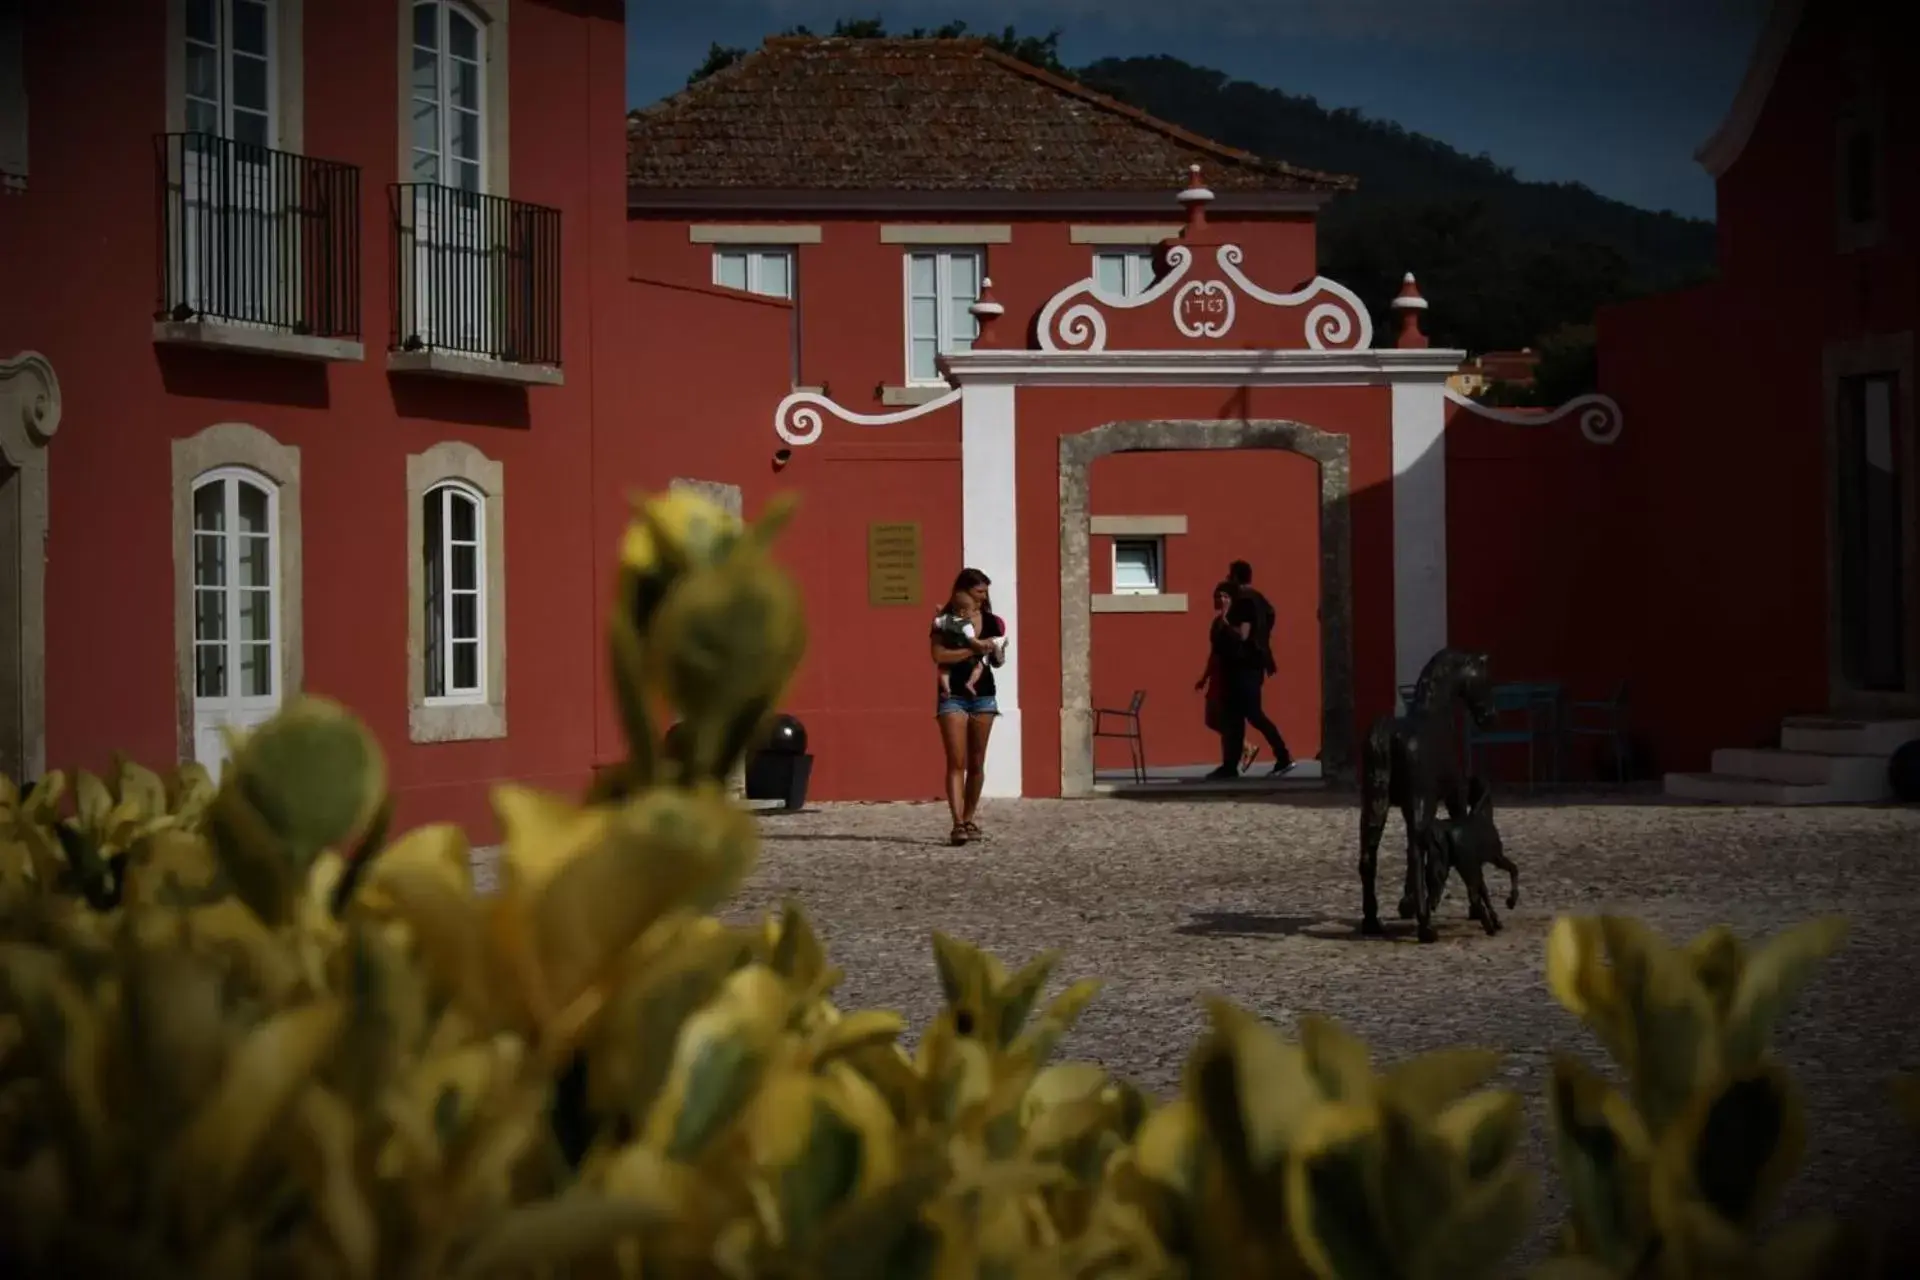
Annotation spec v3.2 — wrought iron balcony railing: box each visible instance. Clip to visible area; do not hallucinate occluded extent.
[389,184,562,367]
[155,132,362,339]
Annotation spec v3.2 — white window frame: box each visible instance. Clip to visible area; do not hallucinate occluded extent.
[183,0,281,147]
[190,465,283,707]
[406,441,506,743]
[422,480,488,705]
[1092,249,1157,300]
[409,0,487,193]
[1111,537,1165,596]
[903,247,983,386]
[712,246,795,300]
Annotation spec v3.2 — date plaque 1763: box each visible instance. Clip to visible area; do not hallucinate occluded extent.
[867,522,922,607]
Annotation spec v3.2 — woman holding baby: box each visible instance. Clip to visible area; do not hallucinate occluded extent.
[930,567,1007,846]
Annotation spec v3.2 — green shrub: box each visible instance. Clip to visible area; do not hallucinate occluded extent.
[0,489,1898,1278]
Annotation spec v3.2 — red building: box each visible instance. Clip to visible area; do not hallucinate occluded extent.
[626,36,1631,802]
[2,16,1635,821]
[0,0,796,836]
[1596,0,1918,801]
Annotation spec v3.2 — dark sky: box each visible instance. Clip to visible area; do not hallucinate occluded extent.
[625,0,1772,222]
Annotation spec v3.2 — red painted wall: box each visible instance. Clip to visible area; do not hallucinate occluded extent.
[1592,0,1916,773]
[625,212,1319,401]
[0,0,788,836]
[1088,449,1322,773]
[1443,407,1639,779]
[1013,384,1393,798]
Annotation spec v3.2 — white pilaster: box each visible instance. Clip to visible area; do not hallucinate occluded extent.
[1390,382,1449,697]
[961,383,1022,797]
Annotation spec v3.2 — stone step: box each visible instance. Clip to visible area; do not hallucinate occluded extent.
[1663,771,1889,806]
[1779,716,1920,758]
[1710,747,1892,789]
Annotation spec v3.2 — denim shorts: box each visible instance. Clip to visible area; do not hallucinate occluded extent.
[936,694,999,718]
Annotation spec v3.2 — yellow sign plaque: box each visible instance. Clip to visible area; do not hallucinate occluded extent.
[867,522,922,607]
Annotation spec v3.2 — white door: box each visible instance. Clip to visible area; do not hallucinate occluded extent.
[177,0,287,327]
[191,469,282,783]
[408,1,492,355]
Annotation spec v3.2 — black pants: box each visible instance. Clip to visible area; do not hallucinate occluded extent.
[1220,667,1288,770]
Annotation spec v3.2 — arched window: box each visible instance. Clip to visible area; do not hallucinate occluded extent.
[409,0,486,191]
[407,440,505,742]
[422,480,486,700]
[189,465,282,774]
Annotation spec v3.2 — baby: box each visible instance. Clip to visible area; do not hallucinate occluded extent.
[934,610,989,698]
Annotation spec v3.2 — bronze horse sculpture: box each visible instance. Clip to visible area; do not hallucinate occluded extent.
[1428,775,1521,935]
[1358,647,1499,942]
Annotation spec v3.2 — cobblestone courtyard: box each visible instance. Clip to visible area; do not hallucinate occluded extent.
[725,793,1920,1257]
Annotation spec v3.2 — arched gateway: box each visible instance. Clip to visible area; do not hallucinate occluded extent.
[773,167,1558,800]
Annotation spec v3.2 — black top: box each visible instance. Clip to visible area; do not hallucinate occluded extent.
[1223,588,1273,676]
[934,609,1004,700]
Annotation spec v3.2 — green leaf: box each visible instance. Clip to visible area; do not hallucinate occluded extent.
[221,697,387,867]
[1434,1089,1525,1183]
[1287,1109,1397,1280]
[454,1192,669,1278]
[1377,1103,1459,1251]
[1689,1067,1802,1228]
[1524,1259,1618,1280]
[1384,1047,1502,1115]
[1601,918,1717,1133]
[665,1035,761,1162]
[930,931,979,1011]
[1419,1166,1534,1280]
[1546,1055,1649,1273]
[1298,1015,1374,1104]
[1722,918,1846,1068]
[993,950,1058,1048]
[780,1099,866,1250]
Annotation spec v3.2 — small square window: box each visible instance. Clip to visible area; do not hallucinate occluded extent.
[1112,537,1164,595]
[713,247,795,299]
[1092,249,1156,300]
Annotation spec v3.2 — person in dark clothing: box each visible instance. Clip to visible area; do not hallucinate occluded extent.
[1206,560,1294,779]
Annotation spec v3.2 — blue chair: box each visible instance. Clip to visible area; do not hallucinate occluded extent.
[1094,690,1148,785]
[1463,684,1546,791]
[1566,681,1631,783]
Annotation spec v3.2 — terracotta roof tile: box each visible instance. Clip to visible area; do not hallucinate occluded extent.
[626,37,1357,195]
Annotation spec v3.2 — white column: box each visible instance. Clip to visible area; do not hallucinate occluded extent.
[961,382,1022,797]
[1390,381,1449,702]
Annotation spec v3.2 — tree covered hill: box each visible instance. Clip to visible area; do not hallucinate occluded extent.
[676,22,1718,367]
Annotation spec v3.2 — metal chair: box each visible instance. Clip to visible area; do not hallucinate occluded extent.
[1464,684,1546,791]
[1094,690,1148,784]
[1567,680,1631,782]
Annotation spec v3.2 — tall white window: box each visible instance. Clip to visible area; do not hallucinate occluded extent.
[191,467,282,778]
[410,0,485,191]
[185,0,276,146]
[423,481,486,701]
[1093,250,1157,300]
[713,248,794,299]
[1112,537,1164,595]
[905,249,981,384]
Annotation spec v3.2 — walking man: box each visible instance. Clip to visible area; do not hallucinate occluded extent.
[1207,559,1295,779]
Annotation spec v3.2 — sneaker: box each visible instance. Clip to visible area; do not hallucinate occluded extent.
[1204,766,1239,781]
[1270,754,1297,776]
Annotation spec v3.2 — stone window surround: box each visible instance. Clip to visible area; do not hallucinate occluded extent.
[407,440,507,743]
[1060,419,1353,792]
[171,423,304,763]
[398,0,510,198]
[0,353,61,783]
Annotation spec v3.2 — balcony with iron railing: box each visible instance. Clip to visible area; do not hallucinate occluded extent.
[387,183,563,386]
[153,132,364,362]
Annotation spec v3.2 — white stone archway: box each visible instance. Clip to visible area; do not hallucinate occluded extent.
[0,352,61,783]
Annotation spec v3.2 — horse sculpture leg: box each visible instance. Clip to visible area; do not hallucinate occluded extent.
[1464,857,1501,935]
[1406,793,1440,944]
[1358,718,1394,935]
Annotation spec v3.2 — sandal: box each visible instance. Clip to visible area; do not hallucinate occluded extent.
[950,824,971,846]
[962,821,982,840]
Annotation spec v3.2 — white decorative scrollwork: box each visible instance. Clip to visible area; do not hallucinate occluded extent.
[1214,245,1374,351]
[774,387,963,447]
[1442,387,1624,445]
[1173,279,1236,339]
[1036,244,1195,352]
